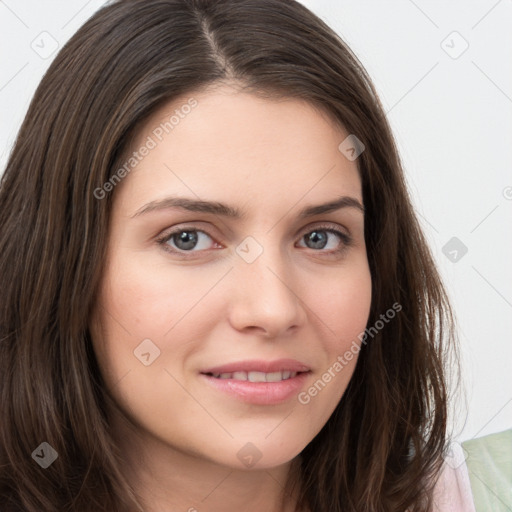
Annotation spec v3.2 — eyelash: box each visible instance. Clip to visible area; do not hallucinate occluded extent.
[155,223,353,259]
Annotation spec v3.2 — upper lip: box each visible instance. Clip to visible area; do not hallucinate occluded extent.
[201,359,311,374]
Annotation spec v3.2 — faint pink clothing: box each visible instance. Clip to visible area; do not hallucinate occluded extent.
[432,444,476,512]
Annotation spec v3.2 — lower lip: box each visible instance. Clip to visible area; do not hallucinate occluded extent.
[200,372,310,405]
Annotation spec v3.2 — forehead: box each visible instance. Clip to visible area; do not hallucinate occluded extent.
[115,86,362,214]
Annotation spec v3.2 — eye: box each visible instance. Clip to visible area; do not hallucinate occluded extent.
[296,225,352,253]
[156,223,353,258]
[156,228,219,253]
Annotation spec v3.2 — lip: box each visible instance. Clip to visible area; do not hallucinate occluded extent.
[201,358,311,374]
[199,359,311,405]
[200,372,310,405]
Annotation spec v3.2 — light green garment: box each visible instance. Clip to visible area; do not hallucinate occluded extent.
[462,429,512,512]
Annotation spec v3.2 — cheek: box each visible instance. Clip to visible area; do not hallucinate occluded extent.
[90,251,231,383]
[310,259,372,349]
[99,251,226,335]
[296,263,371,423]
[89,255,226,443]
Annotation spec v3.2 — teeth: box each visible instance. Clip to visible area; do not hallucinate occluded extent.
[248,371,266,382]
[265,371,283,382]
[209,371,299,382]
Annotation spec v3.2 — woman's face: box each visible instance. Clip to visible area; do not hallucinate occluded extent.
[90,85,372,470]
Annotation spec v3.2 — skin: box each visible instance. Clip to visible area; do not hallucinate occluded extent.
[90,83,372,512]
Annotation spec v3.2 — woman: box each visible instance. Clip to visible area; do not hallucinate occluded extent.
[0,0,471,510]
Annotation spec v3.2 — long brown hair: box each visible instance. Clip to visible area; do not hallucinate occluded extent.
[0,0,458,510]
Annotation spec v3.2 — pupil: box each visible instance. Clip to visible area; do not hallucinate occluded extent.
[307,231,327,249]
[174,231,198,250]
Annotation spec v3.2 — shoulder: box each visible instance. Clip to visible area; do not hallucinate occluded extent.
[431,441,476,512]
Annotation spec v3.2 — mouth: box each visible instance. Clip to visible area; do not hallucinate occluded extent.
[200,358,311,376]
[199,359,311,405]
[202,370,306,382]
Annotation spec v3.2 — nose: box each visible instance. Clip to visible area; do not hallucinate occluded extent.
[227,247,307,338]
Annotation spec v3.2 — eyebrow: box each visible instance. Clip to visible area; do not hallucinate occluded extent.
[131,195,364,219]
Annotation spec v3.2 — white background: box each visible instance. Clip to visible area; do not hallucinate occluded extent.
[1,0,511,444]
